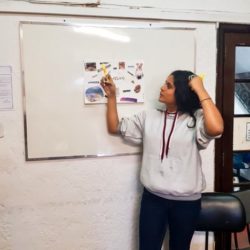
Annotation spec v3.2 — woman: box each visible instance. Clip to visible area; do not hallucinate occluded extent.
[100,70,224,250]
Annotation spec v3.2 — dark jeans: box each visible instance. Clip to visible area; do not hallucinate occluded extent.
[139,189,201,250]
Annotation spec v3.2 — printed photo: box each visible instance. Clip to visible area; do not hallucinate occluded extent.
[84,62,97,72]
[85,86,104,102]
[119,62,125,70]
[83,60,144,104]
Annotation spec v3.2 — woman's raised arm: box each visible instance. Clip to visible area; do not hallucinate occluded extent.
[100,74,119,134]
[189,76,224,136]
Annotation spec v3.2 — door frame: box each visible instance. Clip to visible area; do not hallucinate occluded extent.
[216,23,250,192]
[215,23,250,250]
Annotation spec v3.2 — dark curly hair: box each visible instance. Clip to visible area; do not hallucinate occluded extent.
[171,70,201,127]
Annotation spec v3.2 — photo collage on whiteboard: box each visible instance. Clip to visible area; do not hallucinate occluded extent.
[83,61,144,104]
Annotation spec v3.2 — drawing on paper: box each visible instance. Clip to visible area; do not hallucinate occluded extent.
[83,61,144,104]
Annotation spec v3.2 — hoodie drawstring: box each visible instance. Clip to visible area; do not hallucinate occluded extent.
[161,111,178,161]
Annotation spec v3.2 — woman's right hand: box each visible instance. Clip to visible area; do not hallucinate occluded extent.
[100,74,116,98]
[100,74,119,134]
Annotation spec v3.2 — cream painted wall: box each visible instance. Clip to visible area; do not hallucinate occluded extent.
[1,0,250,23]
[0,1,249,250]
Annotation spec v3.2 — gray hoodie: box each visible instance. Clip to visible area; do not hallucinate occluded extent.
[119,109,220,201]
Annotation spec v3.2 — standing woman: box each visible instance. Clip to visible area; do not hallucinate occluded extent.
[101,70,223,250]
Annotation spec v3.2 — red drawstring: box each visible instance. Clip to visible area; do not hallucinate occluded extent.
[161,111,167,161]
[161,111,178,161]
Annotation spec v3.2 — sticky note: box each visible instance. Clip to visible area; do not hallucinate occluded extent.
[198,74,205,81]
[101,64,108,76]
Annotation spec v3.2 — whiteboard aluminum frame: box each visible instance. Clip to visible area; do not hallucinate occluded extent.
[20,20,197,161]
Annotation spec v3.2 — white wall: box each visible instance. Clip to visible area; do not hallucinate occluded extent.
[0,1,249,250]
[2,0,250,23]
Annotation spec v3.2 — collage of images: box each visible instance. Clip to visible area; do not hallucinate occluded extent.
[83,61,144,104]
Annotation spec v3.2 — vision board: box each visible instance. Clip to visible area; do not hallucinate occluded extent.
[20,21,195,160]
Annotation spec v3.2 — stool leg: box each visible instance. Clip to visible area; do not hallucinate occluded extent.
[205,231,209,250]
[247,224,250,245]
[233,232,239,250]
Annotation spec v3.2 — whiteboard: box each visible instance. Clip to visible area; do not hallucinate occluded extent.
[21,21,196,160]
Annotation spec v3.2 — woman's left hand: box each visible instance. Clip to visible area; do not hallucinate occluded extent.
[189,75,224,136]
[189,76,205,94]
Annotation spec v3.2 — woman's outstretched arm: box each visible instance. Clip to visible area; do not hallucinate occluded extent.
[100,74,119,134]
